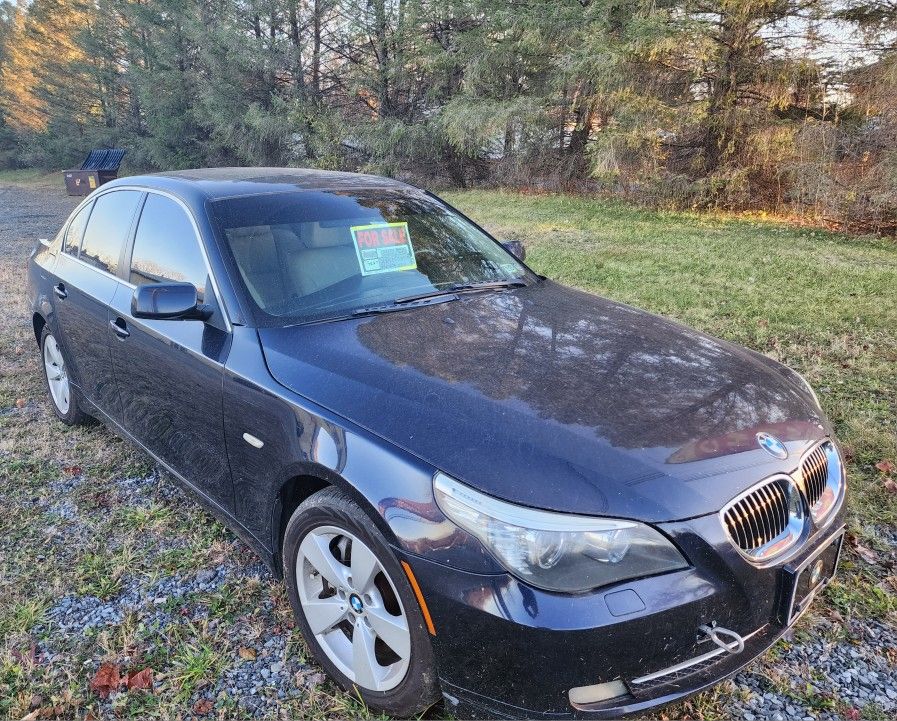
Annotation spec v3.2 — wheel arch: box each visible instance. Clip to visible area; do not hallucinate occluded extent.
[270,463,402,578]
[33,311,47,347]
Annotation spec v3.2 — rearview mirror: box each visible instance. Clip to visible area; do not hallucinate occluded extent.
[501,240,526,262]
[131,282,211,321]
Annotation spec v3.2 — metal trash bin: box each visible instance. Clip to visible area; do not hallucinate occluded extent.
[63,148,126,196]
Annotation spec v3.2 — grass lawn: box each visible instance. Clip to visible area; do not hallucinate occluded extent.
[1,186,895,719]
[0,168,63,188]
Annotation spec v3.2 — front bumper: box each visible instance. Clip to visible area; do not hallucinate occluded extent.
[398,511,846,719]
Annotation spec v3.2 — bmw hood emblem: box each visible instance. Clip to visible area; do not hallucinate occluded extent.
[756,432,788,460]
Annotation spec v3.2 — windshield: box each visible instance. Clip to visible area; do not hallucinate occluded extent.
[211,189,532,325]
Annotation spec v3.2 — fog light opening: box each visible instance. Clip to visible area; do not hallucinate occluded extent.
[568,679,629,707]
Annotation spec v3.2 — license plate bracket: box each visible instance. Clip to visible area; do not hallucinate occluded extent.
[777,530,844,625]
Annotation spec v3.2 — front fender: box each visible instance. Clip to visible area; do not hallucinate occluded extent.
[222,326,501,576]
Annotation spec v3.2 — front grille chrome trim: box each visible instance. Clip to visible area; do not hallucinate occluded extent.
[797,440,844,524]
[720,475,804,563]
[720,438,846,565]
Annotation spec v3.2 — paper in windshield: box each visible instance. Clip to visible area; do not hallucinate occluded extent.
[350,222,417,276]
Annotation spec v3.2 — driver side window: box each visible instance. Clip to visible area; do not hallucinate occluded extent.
[130,193,208,301]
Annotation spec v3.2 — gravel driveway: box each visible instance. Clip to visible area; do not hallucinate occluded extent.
[0,182,894,720]
[0,184,79,256]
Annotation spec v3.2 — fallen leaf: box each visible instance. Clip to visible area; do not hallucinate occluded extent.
[884,479,897,494]
[126,667,153,691]
[62,465,82,477]
[238,647,256,661]
[89,663,121,699]
[29,694,43,709]
[15,398,26,408]
[848,535,880,565]
[12,643,37,664]
[845,709,861,720]
[295,669,326,688]
[19,710,40,721]
[876,460,895,474]
[91,492,112,509]
[192,699,214,715]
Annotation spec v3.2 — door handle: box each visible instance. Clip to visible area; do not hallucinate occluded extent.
[53,283,67,299]
[109,318,130,339]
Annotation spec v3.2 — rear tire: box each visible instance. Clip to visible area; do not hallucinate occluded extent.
[40,326,90,425]
[283,486,439,717]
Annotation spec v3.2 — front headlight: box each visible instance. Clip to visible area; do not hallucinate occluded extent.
[433,473,688,593]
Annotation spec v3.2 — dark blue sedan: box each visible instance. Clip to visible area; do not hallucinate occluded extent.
[27,168,847,718]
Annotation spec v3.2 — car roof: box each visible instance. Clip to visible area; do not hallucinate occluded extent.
[103,166,417,203]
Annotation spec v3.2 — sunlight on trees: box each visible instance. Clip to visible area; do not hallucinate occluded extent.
[0,0,894,232]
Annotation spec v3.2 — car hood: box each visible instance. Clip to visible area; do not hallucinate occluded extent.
[258,280,828,522]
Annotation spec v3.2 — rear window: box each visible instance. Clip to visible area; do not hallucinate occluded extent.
[211,190,529,325]
[64,201,93,255]
[80,190,142,274]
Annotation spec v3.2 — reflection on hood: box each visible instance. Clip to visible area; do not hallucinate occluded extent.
[260,280,826,520]
[356,282,819,452]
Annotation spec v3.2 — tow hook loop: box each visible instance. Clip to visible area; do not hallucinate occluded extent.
[699,624,745,654]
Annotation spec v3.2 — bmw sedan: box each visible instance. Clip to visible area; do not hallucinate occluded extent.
[27,168,846,718]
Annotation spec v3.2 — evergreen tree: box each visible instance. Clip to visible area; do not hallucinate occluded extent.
[0,0,893,230]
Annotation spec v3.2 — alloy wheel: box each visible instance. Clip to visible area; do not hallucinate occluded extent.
[43,334,70,414]
[296,525,411,692]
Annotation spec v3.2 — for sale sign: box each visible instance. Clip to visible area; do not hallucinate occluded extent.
[350,222,417,276]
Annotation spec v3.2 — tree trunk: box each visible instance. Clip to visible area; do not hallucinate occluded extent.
[312,0,322,96]
[568,82,597,167]
[288,4,305,96]
[372,0,391,117]
[702,13,746,175]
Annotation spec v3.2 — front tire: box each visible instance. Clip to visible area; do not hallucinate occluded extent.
[40,327,90,425]
[283,487,439,717]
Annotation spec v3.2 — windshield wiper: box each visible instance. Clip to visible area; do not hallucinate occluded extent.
[395,279,527,305]
[349,279,528,318]
[351,293,459,317]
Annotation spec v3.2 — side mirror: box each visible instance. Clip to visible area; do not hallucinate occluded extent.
[501,240,526,262]
[131,282,211,321]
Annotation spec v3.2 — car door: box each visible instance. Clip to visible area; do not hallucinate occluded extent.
[51,190,143,420]
[108,191,235,513]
